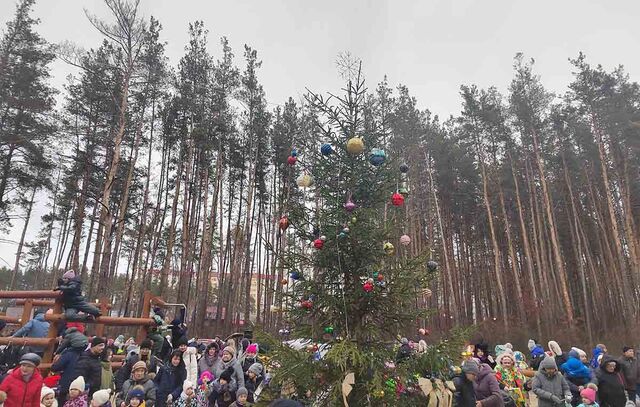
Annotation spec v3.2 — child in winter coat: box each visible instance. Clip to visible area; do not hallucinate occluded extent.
[54,270,101,322]
[208,368,237,407]
[64,376,88,407]
[41,386,58,407]
[90,389,111,407]
[229,387,249,407]
[126,386,146,407]
[173,381,196,407]
[577,386,599,407]
[196,371,214,406]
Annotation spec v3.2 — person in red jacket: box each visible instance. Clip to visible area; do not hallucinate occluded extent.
[0,353,44,407]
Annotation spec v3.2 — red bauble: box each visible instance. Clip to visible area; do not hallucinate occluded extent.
[391,192,405,206]
[279,216,289,231]
[363,282,374,293]
[281,278,288,285]
[377,274,384,282]
[313,238,324,249]
[301,300,313,310]
[287,155,297,165]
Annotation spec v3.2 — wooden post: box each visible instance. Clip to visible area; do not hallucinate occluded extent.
[42,298,63,364]
[20,299,33,327]
[95,297,109,338]
[136,291,152,343]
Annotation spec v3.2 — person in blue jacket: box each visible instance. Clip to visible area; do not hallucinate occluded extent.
[11,312,50,354]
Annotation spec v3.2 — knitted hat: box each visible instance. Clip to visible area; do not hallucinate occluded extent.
[199,370,214,383]
[527,339,536,352]
[69,375,85,392]
[540,356,558,370]
[220,367,234,382]
[132,360,147,372]
[461,359,479,375]
[128,385,145,400]
[91,336,106,347]
[222,346,235,358]
[496,352,516,366]
[19,352,41,367]
[623,346,633,353]
[62,270,76,279]
[246,343,259,354]
[140,339,153,350]
[41,386,55,402]
[400,337,409,345]
[580,388,596,404]
[237,387,248,397]
[66,322,85,334]
[183,380,195,392]
[248,362,263,375]
[92,389,111,405]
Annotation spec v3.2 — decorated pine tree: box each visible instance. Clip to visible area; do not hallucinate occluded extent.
[259,63,465,406]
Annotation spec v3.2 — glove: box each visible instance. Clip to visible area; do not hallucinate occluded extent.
[167,394,173,403]
[551,395,562,405]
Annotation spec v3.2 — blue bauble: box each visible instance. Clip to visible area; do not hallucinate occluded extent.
[320,143,333,156]
[291,148,298,157]
[291,271,301,280]
[369,148,386,166]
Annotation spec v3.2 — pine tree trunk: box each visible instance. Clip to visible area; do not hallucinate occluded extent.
[9,185,36,290]
[159,156,184,296]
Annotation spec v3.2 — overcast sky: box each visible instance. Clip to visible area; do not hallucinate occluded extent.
[1,0,639,269]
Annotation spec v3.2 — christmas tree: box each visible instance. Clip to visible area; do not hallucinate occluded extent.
[259,63,466,406]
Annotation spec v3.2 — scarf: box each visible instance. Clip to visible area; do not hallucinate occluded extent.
[494,365,526,406]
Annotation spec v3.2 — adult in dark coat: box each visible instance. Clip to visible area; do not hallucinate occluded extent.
[73,337,106,397]
[595,355,628,407]
[51,342,86,403]
[618,346,640,402]
[453,360,478,407]
[474,362,504,407]
[154,350,186,407]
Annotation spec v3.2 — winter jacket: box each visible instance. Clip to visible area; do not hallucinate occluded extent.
[73,350,102,396]
[56,277,86,307]
[101,360,114,391]
[474,363,503,407]
[208,378,237,407]
[51,347,84,395]
[240,356,258,374]
[212,358,245,389]
[169,319,187,346]
[183,347,199,384]
[115,354,161,391]
[12,314,50,352]
[594,356,627,407]
[62,394,88,407]
[531,358,571,407]
[453,374,476,407]
[153,363,186,407]
[618,355,640,391]
[562,357,592,380]
[56,327,88,355]
[0,367,44,407]
[198,354,217,376]
[117,377,156,407]
[244,375,263,403]
[146,330,164,356]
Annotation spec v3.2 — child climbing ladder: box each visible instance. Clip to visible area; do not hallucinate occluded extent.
[54,270,102,322]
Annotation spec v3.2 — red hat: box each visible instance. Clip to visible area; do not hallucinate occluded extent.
[66,322,85,334]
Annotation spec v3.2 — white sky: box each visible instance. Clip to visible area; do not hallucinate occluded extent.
[1,0,639,269]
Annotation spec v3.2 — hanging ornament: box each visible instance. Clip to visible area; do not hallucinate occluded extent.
[290,271,301,280]
[399,163,409,173]
[291,148,298,157]
[344,199,356,213]
[296,173,314,188]
[373,390,385,398]
[346,137,365,155]
[279,216,290,230]
[324,326,334,334]
[376,273,384,282]
[422,288,433,298]
[398,182,409,196]
[391,192,405,206]
[320,143,333,156]
[427,260,439,272]
[385,378,397,390]
[373,271,379,279]
[351,217,357,224]
[400,234,411,246]
[342,227,350,234]
[338,231,347,239]
[287,155,297,165]
[383,242,395,256]
[281,278,288,285]
[306,343,318,352]
[363,279,374,293]
[313,238,324,249]
[301,299,313,310]
[418,328,428,336]
[369,148,387,166]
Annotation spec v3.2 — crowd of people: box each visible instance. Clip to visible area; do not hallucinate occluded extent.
[453,340,639,407]
[0,270,302,407]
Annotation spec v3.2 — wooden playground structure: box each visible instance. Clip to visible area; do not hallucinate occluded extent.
[0,290,174,370]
